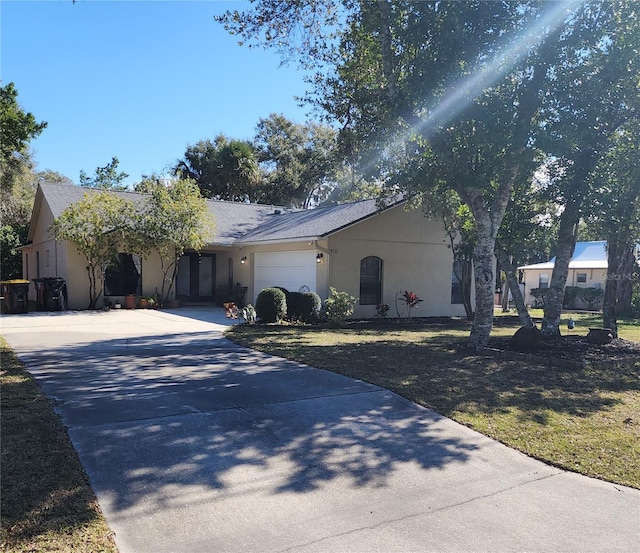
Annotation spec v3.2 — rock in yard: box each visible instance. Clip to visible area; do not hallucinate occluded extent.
[511,324,541,353]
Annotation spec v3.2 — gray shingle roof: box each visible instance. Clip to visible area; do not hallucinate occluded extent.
[40,181,146,219]
[208,200,288,246]
[234,199,388,244]
[36,182,398,246]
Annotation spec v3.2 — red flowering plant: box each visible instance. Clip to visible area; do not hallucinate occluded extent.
[396,290,424,318]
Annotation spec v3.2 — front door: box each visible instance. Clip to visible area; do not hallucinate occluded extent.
[176,253,216,302]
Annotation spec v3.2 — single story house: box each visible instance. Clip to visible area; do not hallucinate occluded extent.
[518,241,625,308]
[22,181,470,318]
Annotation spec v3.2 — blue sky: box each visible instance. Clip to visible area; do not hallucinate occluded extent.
[2,1,312,187]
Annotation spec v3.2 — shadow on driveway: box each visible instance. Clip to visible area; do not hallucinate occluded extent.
[15,330,480,515]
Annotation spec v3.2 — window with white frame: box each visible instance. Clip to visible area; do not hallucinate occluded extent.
[539,273,549,288]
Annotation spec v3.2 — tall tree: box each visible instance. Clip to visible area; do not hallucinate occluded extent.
[254,114,340,208]
[588,120,640,336]
[174,136,261,202]
[537,0,639,339]
[0,82,47,192]
[51,191,134,309]
[222,1,577,347]
[79,156,129,190]
[134,176,215,303]
[496,176,558,326]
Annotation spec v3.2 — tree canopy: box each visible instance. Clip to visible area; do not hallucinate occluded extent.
[0,82,47,192]
[134,176,215,302]
[79,156,129,190]
[51,191,134,309]
[173,136,261,202]
[254,113,340,208]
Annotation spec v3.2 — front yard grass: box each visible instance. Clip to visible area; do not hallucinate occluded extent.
[227,315,640,489]
[0,337,118,553]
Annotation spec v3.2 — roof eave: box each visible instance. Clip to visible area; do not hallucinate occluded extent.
[234,236,321,247]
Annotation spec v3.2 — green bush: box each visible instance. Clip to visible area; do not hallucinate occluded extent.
[299,292,322,322]
[563,286,581,309]
[255,288,287,323]
[578,287,604,310]
[530,287,549,309]
[285,291,302,319]
[323,287,357,327]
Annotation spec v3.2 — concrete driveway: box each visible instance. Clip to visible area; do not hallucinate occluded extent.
[2,308,638,553]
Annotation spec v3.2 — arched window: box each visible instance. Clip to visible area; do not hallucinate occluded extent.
[360,256,382,305]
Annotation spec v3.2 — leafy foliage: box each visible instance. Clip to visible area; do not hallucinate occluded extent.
[255,287,287,323]
[174,136,261,201]
[240,304,257,324]
[254,114,340,208]
[134,176,215,303]
[0,82,47,192]
[79,156,129,189]
[578,287,605,311]
[51,191,134,309]
[286,290,322,322]
[323,287,357,326]
[0,225,24,280]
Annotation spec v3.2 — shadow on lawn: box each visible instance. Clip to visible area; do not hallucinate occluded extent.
[228,325,639,426]
[9,331,480,514]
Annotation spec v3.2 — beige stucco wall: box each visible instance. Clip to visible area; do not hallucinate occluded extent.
[327,204,466,318]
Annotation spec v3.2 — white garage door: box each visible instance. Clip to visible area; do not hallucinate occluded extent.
[254,251,317,301]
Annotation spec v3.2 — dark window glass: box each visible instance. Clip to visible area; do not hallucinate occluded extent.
[451,260,464,304]
[359,256,382,305]
[105,253,142,296]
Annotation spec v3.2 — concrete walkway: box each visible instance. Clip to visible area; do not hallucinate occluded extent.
[1,308,638,553]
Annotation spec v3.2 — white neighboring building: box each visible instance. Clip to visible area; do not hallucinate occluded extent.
[518,241,609,308]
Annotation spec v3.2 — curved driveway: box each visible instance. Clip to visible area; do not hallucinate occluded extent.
[2,308,638,553]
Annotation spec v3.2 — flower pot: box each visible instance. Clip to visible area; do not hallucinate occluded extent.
[124,294,136,309]
[139,299,149,309]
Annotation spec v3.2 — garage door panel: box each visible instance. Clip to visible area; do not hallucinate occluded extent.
[254,251,317,300]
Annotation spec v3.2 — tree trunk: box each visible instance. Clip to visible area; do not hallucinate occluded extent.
[541,198,580,340]
[87,263,102,310]
[461,258,474,321]
[466,204,499,348]
[602,236,621,338]
[501,271,509,312]
[496,248,533,327]
[617,244,637,317]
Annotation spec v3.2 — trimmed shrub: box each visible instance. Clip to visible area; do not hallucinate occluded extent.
[286,291,304,321]
[255,287,287,323]
[300,292,322,322]
[281,291,322,323]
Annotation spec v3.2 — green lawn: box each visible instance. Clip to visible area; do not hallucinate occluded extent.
[0,337,118,553]
[227,313,640,489]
